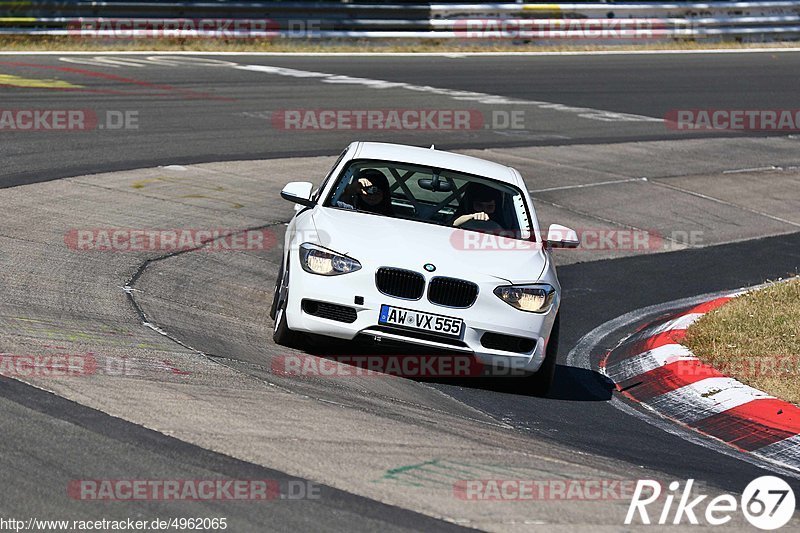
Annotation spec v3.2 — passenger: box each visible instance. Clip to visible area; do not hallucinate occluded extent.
[336,169,394,216]
[452,182,504,230]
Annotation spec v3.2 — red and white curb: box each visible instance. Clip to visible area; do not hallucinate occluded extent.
[600,292,800,471]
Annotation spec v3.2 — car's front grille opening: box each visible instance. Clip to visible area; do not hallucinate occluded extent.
[428,277,479,308]
[301,299,358,324]
[375,267,425,300]
[364,326,470,348]
[480,333,536,354]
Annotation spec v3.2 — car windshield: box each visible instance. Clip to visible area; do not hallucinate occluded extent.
[324,159,533,239]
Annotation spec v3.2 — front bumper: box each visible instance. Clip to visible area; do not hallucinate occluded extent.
[283,258,559,373]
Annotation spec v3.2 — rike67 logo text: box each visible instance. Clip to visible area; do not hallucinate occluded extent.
[626,477,795,530]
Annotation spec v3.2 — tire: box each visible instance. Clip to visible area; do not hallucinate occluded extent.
[269,255,285,321]
[526,313,560,397]
[272,258,299,348]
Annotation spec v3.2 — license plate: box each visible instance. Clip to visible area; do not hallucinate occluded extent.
[378,305,463,338]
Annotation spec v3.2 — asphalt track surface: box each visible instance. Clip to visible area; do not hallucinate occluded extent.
[2,51,800,187]
[0,376,470,533]
[1,52,800,531]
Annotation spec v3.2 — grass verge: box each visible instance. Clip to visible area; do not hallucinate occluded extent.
[684,277,800,405]
[2,36,800,53]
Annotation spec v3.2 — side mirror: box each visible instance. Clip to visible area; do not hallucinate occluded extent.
[281,181,315,210]
[546,224,579,249]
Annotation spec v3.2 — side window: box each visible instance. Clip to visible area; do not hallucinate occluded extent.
[312,147,348,202]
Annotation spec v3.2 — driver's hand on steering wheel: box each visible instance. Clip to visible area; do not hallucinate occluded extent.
[344,178,374,197]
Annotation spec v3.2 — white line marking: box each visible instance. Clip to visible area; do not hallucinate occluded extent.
[604,343,696,383]
[652,180,800,228]
[59,56,148,68]
[609,312,705,350]
[529,177,648,194]
[531,195,693,249]
[2,48,800,56]
[722,165,780,174]
[59,55,240,69]
[648,312,704,335]
[235,63,660,123]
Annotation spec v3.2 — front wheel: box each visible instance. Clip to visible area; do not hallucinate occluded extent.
[269,255,285,321]
[526,313,559,397]
[272,260,300,348]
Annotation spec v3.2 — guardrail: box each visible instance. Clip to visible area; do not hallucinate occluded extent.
[0,2,799,41]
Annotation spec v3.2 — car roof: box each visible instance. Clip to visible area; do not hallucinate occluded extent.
[352,142,518,185]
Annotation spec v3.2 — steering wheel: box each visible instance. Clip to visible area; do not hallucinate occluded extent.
[461,219,504,232]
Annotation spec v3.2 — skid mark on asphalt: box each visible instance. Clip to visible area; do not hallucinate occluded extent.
[0,316,195,380]
[0,61,233,100]
[130,175,225,193]
[180,193,244,209]
[2,315,162,349]
[128,175,244,209]
[0,73,83,89]
[70,176,249,216]
[376,459,550,488]
[97,354,195,377]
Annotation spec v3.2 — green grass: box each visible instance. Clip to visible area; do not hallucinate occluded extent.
[684,278,800,405]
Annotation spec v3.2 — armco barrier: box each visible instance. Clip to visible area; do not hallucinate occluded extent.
[0,2,799,41]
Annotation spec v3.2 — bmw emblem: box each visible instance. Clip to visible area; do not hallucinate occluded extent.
[424,263,436,272]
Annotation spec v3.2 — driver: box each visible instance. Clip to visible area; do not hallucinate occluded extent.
[336,169,394,216]
[452,182,504,230]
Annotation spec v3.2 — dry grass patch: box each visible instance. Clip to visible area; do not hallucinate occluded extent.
[684,277,800,405]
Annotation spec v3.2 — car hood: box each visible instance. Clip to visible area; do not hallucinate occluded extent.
[311,207,547,283]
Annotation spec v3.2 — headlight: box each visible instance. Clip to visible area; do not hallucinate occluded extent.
[494,284,555,313]
[299,243,361,276]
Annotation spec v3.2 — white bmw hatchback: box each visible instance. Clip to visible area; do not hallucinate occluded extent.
[271,142,578,393]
